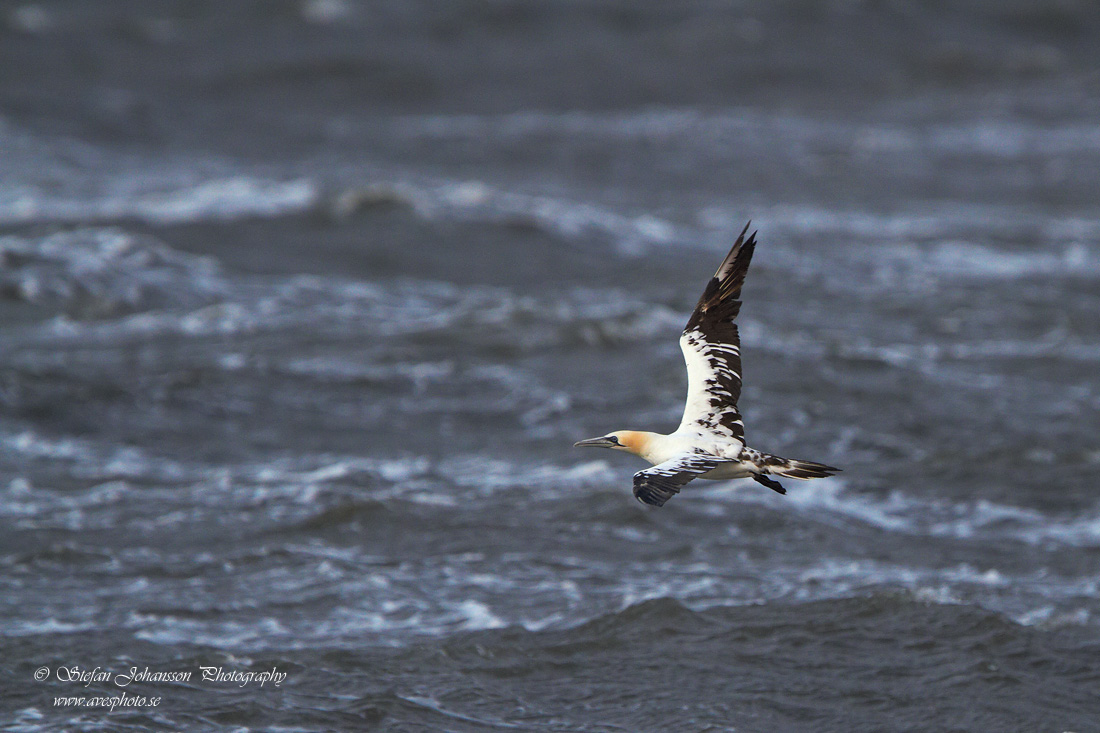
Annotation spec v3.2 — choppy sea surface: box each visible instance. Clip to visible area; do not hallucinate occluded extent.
[2,2,1099,731]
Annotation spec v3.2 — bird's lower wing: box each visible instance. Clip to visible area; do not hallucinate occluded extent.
[633,454,728,507]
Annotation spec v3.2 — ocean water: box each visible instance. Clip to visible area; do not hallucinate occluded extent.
[2,1,1099,731]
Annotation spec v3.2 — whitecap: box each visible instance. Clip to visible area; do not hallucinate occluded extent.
[0,170,319,226]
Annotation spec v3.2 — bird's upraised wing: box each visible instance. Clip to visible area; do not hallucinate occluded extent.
[633,454,727,507]
[677,224,756,444]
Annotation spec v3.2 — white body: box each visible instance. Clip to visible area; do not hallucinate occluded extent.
[631,430,755,480]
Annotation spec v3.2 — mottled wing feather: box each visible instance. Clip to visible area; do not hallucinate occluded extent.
[678,224,756,443]
[633,454,726,507]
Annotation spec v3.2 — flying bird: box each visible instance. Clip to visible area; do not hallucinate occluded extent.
[574,225,839,506]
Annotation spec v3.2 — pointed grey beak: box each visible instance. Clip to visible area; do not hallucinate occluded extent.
[574,436,618,448]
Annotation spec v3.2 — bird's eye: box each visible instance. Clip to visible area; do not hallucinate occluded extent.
[607,435,620,445]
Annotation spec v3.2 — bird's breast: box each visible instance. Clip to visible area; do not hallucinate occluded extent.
[699,462,755,480]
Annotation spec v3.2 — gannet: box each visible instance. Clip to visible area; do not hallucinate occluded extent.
[574,224,839,506]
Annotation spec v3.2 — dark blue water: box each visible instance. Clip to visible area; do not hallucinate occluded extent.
[2,2,1099,731]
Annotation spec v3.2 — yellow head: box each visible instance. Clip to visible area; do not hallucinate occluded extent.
[573,430,650,457]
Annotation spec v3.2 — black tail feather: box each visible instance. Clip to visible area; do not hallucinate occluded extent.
[769,458,841,480]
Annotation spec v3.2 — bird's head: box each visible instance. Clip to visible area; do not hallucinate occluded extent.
[573,430,649,456]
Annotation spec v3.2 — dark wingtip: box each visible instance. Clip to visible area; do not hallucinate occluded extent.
[632,478,677,507]
[633,488,669,507]
[733,221,756,257]
[739,220,758,243]
[741,231,757,262]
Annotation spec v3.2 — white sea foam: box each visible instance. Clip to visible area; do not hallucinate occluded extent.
[130,176,318,224]
[133,616,293,648]
[839,337,1100,366]
[453,599,507,631]
[0,228,226,319]
[331,178,685,252]
[0,169,319,226]
[242,448,1100,576]
[4,618,97,636]
[1,428,187,481]
[25,276,685,368]
[707,475,1100,551]
[5,429,1097,644]
[389,108,1100,158]
[925,240,1094,278]
[701,203,1100,277]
